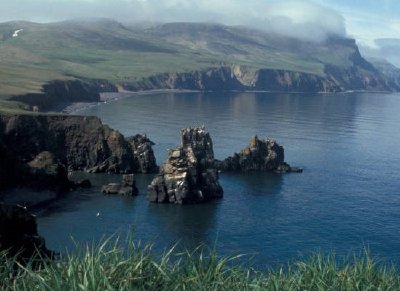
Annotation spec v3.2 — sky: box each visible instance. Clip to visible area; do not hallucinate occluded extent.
[0,0,399,64]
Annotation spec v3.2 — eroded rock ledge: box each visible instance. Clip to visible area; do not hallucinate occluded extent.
[0,114,157,191]
[148,127,223,204]
[216,136,302,173]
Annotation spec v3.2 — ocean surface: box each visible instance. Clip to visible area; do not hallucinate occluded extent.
[37,91,400,267]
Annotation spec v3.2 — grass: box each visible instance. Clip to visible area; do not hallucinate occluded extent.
[1,235,399,290]
[0,19,335,102]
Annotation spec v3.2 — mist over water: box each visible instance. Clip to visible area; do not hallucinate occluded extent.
[38,92,400,267]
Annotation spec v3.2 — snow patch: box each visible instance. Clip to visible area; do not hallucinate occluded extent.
[12,29,23,37]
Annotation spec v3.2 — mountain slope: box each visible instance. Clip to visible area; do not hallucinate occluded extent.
[0,19,397,112]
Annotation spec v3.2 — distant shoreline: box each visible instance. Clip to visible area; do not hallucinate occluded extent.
[63,88,395,115]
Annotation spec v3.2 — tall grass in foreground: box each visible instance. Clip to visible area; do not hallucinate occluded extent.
[1,236,400,290]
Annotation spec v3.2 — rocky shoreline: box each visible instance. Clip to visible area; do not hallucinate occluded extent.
[0,114,158,191]
[0,119,302,258]
[8,62,400,115]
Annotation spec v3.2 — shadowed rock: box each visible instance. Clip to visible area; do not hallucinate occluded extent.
[101,174,138,196]
[127,134,159,174]
[0,203,53,261]
[0,114,158,191]
[216,136,302,173]
[148,127,223,204]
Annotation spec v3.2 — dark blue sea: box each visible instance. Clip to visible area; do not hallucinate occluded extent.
[37,91,400,267]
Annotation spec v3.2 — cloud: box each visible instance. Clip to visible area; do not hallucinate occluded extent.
[0,0,346,42]
[360,38,400,68]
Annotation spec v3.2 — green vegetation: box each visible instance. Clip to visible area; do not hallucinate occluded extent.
[0,19,355,100]
[1,236,399,290]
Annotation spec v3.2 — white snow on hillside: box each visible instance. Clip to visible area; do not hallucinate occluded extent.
[12,29,23,37]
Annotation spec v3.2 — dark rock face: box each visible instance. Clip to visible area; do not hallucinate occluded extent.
[0,203,53,260]
[11,79,118,112]
[124,63,399,93]
[0,114,157,190]
[216,136,302,173]
[148,127,223,204]
[101,174,138,196]
[127,134,158,174]
[24,151,74,190]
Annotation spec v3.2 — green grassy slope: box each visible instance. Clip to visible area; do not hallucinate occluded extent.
[0,19,370,112]
[2,238,400,290]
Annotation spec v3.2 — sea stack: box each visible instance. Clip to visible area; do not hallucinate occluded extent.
[216,135,302,173]
[148,127,223,204]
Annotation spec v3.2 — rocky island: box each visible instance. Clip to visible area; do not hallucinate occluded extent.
[148,127,223,204]
[216,136,303,173]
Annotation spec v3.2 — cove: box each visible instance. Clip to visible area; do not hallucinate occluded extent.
[37,91,400,267]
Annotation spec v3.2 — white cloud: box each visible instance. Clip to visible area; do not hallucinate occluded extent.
[0,0,346,42]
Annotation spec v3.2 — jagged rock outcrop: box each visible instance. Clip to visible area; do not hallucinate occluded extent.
[127,134,159,174]
[148,127,223,204]
[0,114,157,190]
[11,79,118,112]
[0,203,53,260]
[216,136,302,173]
[101,174,139,196]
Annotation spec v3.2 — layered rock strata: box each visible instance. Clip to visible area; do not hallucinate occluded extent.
[148,127,223,204]
[216,136,302,173]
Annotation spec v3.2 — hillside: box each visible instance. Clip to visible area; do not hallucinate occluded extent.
[0,19,398,112]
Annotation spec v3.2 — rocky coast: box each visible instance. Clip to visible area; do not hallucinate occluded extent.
[148,127,223,204]
[0,114,158,192]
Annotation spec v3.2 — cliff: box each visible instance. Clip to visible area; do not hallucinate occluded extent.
[11,79,118,112]
[124,64,399,93]
[0,114,157,190]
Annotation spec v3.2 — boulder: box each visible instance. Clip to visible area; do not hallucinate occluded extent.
[216,135,302,173]
[148,127,223,204]
[101,174,138,196]
[0,203,53,261]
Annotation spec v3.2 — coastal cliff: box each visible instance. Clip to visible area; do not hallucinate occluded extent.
[0,114,157,190]
[11,79,118,112]
[124,64,399,93]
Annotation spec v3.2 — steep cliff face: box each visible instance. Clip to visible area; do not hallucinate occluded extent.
[11,79,118,112]
[0,114,157,190]
[125,64,399,93]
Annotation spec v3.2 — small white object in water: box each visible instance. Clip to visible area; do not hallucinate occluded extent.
[12,29,23,37]
[96,212,100,217]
